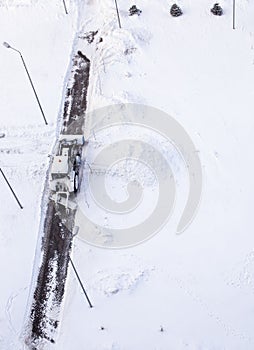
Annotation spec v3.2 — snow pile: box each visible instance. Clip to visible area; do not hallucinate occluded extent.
[227,250,254,292]
[89,267,151,297]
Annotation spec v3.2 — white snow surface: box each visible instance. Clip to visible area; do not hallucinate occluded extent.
[1,0,254,349]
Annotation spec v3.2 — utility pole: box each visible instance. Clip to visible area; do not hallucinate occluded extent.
[63,0,68,14]
[233,0,236,29]
[0,168,23,209]
[114,0,122,29]
[69,257,93,308]
[3,42,48,125]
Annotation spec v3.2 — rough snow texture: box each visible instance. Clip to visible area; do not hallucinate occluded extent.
[0,1,79,349]
[1,0,254,349]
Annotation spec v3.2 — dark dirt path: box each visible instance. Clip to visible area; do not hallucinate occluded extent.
[26,52,90,348]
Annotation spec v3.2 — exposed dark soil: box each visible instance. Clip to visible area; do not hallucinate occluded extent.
[62,52,90,135]
[27,52,90,347]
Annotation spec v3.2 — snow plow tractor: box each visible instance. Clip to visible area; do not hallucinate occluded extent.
[50,135,84,194]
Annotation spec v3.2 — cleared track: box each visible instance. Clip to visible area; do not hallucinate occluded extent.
[26,51,90,347]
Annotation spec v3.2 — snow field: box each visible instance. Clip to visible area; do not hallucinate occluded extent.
[1,0,254,349]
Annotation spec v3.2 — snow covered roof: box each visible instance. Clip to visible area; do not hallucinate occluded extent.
[51,155,69,174]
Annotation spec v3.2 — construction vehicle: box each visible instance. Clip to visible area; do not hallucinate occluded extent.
[50,135,84,195]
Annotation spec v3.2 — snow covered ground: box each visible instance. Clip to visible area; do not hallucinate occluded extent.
[1,0,254,349]
[0,1,79,349]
